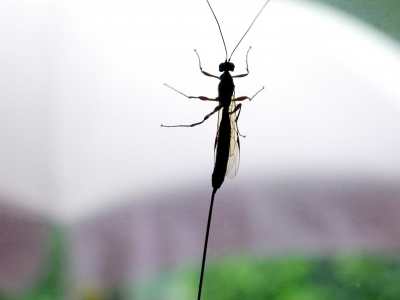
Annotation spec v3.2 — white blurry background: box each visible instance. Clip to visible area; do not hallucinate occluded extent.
[2,0,400,297]
[1,0,400,223]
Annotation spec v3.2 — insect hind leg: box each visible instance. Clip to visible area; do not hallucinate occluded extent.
[161,105,222,128]
[230,103,246,138]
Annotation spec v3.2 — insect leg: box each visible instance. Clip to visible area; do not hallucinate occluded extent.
[161,105,222,128]
[232,46,252,78]
[164,84,219,101]
[248,86,265,101]
[234,86,265,102]
[230,103,246,138]
[194,49,220,79]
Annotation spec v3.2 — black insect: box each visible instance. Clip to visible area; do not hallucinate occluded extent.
[161,1,269,299]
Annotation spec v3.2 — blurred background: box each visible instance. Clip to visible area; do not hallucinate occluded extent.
[1,0,400,299]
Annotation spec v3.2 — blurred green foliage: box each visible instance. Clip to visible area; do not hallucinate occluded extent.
[141,254,400,300]
[0,225,67,300]
[312,0,400,41]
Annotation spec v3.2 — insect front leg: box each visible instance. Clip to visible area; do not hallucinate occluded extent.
[194,49,220,79]
[232,46,252,78]
[161,105,222,128]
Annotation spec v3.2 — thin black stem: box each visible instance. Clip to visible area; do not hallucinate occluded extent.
[197,188,217,300]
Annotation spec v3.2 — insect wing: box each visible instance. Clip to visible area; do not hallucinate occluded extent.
[214,100,240,179]
[225,100,240,178]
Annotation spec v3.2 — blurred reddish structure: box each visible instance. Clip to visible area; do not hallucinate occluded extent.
[69,177,400,287]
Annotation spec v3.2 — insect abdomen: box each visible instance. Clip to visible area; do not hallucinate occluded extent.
[212,108,231,189]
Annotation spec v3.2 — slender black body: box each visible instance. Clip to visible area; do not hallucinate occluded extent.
[212,65,235,190]
[160,1,269,299]
[162,47,264,300]
[197,63,237,300]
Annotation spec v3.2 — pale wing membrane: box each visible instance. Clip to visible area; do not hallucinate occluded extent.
[214,100,240,179]
[214,108,222,151]
[225,100,240,179]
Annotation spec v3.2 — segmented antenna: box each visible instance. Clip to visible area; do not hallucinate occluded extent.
[229,0,271,61]
[206,0,228,61]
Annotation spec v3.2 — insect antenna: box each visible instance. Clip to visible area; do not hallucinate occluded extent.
[205,0,228,61]
[228,0,271,62]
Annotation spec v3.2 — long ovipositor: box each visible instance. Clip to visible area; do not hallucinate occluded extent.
[161,1,269,299]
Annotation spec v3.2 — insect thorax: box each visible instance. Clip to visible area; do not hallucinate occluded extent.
[218,71,235,107]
